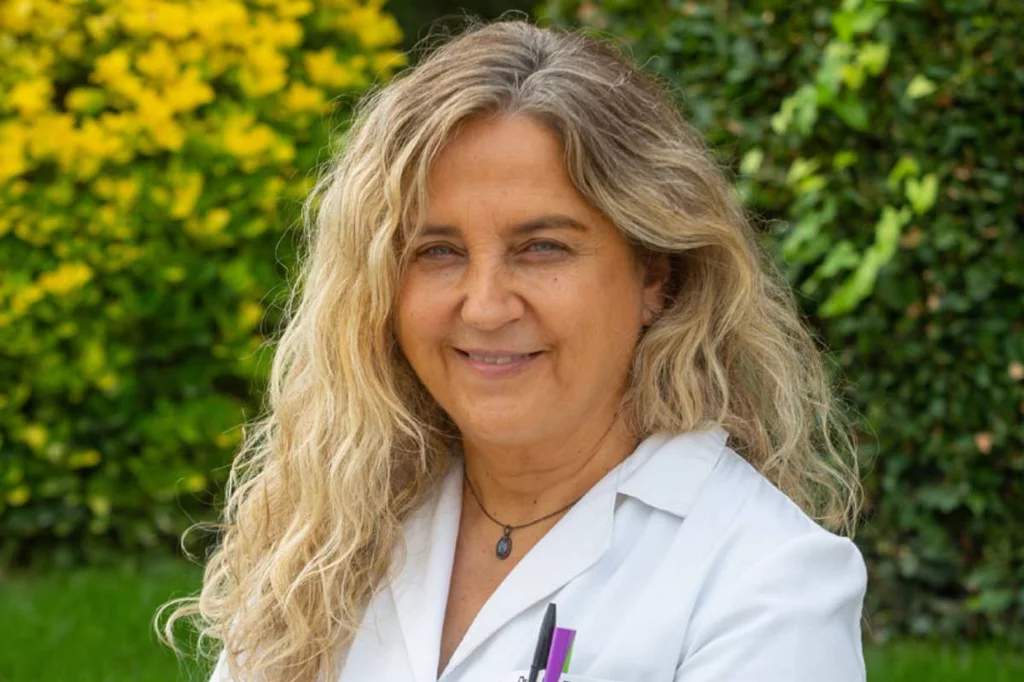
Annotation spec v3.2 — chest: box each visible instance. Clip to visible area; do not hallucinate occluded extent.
[438,513,557,675]
[337,463,721,682]
[341,502,700,682]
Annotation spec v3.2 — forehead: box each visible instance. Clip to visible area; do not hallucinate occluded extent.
[424,114,588,219]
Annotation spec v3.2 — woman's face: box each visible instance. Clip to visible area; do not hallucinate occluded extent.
[395,115,666,447]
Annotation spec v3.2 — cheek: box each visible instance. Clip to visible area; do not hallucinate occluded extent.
[394,279,442,355]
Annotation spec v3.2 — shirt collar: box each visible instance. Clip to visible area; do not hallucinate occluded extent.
[616,425,729,518]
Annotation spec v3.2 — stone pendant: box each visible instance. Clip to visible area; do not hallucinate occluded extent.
[495,526,513,560]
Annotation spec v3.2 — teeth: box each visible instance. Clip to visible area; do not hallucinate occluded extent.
[466,353,532,364]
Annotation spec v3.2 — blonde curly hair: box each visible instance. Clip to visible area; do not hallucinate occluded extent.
[158,17,862,682]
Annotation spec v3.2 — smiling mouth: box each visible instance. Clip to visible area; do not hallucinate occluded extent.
[455,350,544,365]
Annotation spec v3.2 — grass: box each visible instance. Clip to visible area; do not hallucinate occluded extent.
[0,558,210,682]
[1,557,1021,681]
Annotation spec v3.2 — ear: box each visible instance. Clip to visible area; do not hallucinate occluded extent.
[639,252,671,327]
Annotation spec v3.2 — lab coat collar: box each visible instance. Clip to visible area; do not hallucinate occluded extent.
[617,425,729,518]
[387,425,729,682]
[441,454,621,677]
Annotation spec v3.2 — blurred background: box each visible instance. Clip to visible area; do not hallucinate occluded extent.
[0,0,1020,680]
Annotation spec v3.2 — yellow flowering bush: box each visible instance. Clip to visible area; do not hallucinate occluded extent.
[0,0,406,563]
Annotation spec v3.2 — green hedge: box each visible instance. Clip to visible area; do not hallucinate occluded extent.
[0,0,406,565]
[541,0,1023,643]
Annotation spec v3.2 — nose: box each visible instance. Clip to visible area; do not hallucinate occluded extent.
[458,257,525,331]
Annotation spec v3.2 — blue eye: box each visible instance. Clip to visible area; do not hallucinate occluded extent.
[525,240,565,253]
[418,244,457,259]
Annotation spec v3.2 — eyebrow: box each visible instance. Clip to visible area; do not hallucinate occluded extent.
[415,214,589,239]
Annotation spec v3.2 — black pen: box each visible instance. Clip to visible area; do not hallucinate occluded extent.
[527,603,557,682]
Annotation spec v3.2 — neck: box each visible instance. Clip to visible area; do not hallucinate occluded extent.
[459,407,638,526]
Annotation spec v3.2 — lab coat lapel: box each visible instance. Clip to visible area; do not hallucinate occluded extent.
[389,460,464,682]
[442,466,619,677]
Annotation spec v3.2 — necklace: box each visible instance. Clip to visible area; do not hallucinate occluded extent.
[463,473,583,560]
[461,413,622,560]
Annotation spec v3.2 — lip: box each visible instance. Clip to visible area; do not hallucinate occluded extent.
[452,347,544,379]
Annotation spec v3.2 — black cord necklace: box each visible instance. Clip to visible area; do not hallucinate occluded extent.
[463,473,583,560]
[461,412,622,560]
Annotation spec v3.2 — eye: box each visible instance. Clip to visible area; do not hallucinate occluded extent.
[523,240,566,254]
[417,243,459,259]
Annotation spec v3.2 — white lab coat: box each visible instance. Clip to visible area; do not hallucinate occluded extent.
[210,427,867,682]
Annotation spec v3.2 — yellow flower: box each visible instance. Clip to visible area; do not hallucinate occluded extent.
[170,171,205,218]
[65,87,107,114]
[3,0,34,34]
[74,119,128,178]
[214,429,241,448]
[238,45,289,97]
[186,207,233,239]
[96,371,120,392]
[38,262,94,295]
[87,495,111,517]
[273,0,314,19]
[238,299,263,330]
[284,82,327,113]
[0,122,30,183]
[162,266,187,282]
[152,1,192,39]
[272,141,295,163]
[28,112,75,161]
[20,423,48,451]
[92,49,131,84]
[305,48,365,88]
[337,4,403,49]
[85,12,117,41]
[222,115,277,158]
[136,90,184,150]
[165,67,215,113]
[183,474,207,493]
[206,208,231,233]
[68,449,103,469]
[8,78,54,117]
[193,0,249,44]
[58,29,86,59]
[6,487,31,507]
[137,40,179,82]
[372,50,407,75]
[250,14,303,48]
[176,39,206,64]
[11,284,45,314]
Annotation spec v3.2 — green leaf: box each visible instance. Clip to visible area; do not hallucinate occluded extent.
[905,74,937,100]
[802,240,861,295]
[786,157,822,186]
[833,150,859,169]
[819,206,911,316]
[887,155,921,191]
[905,173,939,215]
[774,84,819,137]
[857,41,891,75]
[797,175,827,195]
[820,249,884,317]
[739,148,764,175]
[831,94,870,131]
[876,205,913,260]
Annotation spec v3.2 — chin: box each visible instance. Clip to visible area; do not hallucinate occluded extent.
[452,410,545,447]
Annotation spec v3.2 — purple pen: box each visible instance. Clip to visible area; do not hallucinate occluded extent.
[542,627,576,682]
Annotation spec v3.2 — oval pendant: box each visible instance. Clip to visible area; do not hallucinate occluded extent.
[495,528,512,560]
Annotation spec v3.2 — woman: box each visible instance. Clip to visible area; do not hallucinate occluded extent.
[161,18,866,682]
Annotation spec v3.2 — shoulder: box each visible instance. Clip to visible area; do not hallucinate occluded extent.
[620,427,865,604]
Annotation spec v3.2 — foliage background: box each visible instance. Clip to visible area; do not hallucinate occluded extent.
[541,0,1023,644]
[1,0,1020,650]
[0,0,407,565]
